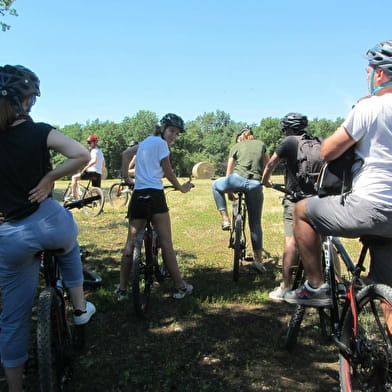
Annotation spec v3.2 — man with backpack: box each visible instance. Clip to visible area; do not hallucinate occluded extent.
[262,113,322,301]
[285,41,392,306]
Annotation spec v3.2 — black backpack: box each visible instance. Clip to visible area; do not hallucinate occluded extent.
[296,134,323,195]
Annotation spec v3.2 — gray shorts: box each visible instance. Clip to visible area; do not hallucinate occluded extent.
[283,198,295,237]
[305,193,392,286]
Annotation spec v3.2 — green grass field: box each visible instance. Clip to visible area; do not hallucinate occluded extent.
[1,176,365,391]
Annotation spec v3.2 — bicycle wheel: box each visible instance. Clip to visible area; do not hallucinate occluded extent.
[284,304,306,351]
[82,187,104,217]
[37,287,73,392]
[232,215,243,282]
[109,183,129,208]
[132,231,154,316]
[62,185,72,205]
[339,284,392,392]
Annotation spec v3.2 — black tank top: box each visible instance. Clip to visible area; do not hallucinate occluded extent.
[0,120,52,221]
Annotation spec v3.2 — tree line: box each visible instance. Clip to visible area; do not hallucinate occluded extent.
[54,109,344,179]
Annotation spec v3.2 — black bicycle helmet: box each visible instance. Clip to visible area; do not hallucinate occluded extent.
[237,126,253,138]
[280,113,308,132]
[365,40,392,78]
[0,65,40,99]
[160,113,185,132]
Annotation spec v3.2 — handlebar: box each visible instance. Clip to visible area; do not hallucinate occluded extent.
[64,195,101,210]
[271,184,308,202]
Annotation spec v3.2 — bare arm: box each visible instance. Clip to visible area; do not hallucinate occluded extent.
[128,155,136,177]
[225,157,235,176]
[321,126,356,162]
[261,152,281,187]
[161,156,193,193]
[28,129,90,203]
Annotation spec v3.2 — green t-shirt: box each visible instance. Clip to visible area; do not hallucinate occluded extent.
[229,140,266,181]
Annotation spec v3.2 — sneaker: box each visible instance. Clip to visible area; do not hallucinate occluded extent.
[73,301,96,325]
[251,261,266,273]
[114,285,128,301]
[173,282,193,299]
[269,286,289,301]
[64,195,76,202]
[284,280,332,307]
[221,221,231,231]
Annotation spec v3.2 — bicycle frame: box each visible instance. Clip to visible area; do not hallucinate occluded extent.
[229,192,247,281]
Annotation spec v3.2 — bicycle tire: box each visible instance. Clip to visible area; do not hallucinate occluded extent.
[132,231,153,316]
[62,185,72,205]
[109,182,129,208]
[83,268,102,289]
[82,187,104,217]
[233,215,242,282]
[37,287,73,392]
[339,284,392,392]
[284,304,306,351]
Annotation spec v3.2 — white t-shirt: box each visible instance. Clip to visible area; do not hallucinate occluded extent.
[134,136,169,190]
[87,147,104,174]
[343,93,392,204]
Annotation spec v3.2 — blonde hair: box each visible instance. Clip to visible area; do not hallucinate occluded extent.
[238,129,254,141]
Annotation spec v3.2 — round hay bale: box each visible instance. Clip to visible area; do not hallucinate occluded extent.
[192,162,214,179]
[101,166,108,180]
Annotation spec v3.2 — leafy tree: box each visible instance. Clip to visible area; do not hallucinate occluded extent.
[1,0,17,32]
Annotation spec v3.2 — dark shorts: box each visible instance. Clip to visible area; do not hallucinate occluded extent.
[81,171,101,187]
[127,188,169,219]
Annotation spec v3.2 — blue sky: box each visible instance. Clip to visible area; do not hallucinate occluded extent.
[2,0,392,127]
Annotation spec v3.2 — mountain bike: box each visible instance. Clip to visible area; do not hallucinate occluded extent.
[131,187,175,317]
[108,180,134,208]
[36,196,102,392]
[272,185,392,391]
[63,179,104,217]
[228,192,248,282]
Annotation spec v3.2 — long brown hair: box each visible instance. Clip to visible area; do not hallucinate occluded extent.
[0,97,17,132]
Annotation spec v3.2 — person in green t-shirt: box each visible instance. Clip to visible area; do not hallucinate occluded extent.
[212,127,270,272]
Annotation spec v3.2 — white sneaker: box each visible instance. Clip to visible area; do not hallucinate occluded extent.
[173,282,193,299]
[251,261,266,272]
[269,286,289,301]
[114,285,128,301]
[73,301,96,325]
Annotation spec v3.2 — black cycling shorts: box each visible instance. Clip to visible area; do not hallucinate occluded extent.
[127,188,169,219]
[81,171,101,187]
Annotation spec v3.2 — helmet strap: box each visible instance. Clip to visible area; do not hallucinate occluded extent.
[369,67,392,95]
[371,80,392,95]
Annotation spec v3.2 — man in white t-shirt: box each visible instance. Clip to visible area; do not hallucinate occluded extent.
[284,40,392,306]
[71,135,105,199]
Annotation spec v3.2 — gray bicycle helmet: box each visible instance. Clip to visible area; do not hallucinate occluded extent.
[366,40,392,78]
[129,140,138,147]
[160,113,185,132]
[280,113,308,132]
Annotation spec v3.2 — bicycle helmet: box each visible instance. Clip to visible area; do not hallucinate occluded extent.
[129,140,138,147]
[237,126,253,138]
[87,135,98,143]
[160,113,185,132]
[365,40,392,78]
[280,113,308,132]
[0,65,40,113]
